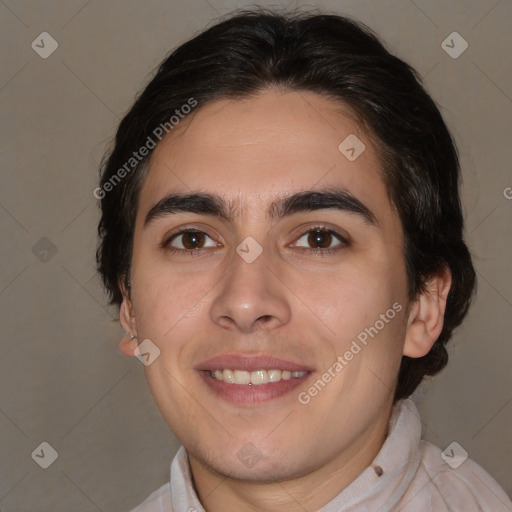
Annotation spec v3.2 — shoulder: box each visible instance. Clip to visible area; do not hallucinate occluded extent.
[402,439,512,511]
[126,482,172,512]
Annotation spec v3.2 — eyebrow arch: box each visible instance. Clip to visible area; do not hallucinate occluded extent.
[144,186,379,228]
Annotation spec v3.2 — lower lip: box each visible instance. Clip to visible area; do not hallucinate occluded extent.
[198,371,312,406]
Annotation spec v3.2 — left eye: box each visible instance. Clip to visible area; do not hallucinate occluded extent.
[294,229,346,250]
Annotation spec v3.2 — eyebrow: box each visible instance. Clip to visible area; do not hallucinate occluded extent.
[143,187,379,228]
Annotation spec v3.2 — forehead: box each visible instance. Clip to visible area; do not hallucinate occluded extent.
[137,89,394,225]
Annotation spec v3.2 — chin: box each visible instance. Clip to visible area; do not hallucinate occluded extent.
[196,446,316,483]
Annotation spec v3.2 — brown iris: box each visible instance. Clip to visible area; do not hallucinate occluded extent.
[307,229,333,249]
[180,231,206,250]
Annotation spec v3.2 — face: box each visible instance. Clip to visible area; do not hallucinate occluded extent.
[121,89,412,482]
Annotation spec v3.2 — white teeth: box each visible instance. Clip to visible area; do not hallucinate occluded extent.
[250,370,268,385]
[267,369,281,382]
[209,368,307,385]
[222,369,235,383]
[233,370,251,385]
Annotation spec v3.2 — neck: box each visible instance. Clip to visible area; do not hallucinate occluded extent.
[188,401,394,512]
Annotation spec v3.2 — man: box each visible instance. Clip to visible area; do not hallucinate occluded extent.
[96,10,512,511]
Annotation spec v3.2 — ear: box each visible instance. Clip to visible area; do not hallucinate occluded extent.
[403,267,452,358]
[118,280,138,357]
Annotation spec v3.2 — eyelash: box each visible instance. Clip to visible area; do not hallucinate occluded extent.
[161,226,349,257]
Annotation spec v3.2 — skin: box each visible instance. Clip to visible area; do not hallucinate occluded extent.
[118,89,451,511]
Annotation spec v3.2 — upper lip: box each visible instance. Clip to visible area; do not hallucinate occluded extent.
[194,353,314,372]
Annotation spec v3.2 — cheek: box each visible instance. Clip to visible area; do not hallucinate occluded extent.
[129,239,218,332]
[132,275,207,340]
[305,257,408,380]
[307,261,403,331]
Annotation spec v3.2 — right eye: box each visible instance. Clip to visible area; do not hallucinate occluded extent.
[163,229,220,254]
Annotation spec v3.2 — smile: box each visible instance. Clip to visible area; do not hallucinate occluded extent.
[196,353,314,406]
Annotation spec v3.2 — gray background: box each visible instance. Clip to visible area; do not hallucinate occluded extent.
[1,0,511,510]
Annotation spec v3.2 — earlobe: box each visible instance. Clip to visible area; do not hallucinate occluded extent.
[118,333,139,357]
[403,267,452,358]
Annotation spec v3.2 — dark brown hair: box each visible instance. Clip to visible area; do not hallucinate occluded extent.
[96,9,476,400]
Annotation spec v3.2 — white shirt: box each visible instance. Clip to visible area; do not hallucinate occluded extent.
[129,399,512,511]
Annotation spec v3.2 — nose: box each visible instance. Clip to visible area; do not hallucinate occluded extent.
[209,247,291,333]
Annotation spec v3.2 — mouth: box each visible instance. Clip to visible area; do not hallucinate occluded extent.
[195,354,314,406]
